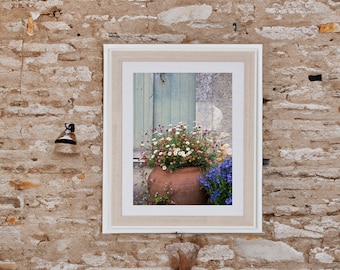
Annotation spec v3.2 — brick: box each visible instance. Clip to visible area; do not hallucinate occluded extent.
[321,216,340,228]
[9,180,41,190]
[7,40,23,51]
[85,15,110,21]
[29,258,80,270]
[279,148,330,161]
[273,205,306,216]
[265,0,332,15]
[81,252,107,267]
[117,15,157,23]
[0,261,17,270]
[58,52,81,61]
[4,21,24,32]
[24,52,58,65]
[319,22,340,33]
[0,196,21,209]
[4,103,65,116]
[311,201,340,215]
[23,43,75,53]
[143,33,186,43]
[335,249,340,262]
[39,66,92,83]
[40,21,71,31]
[272,101,331,111]
[255,26,318,40]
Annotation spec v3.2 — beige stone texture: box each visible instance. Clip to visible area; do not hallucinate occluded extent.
[0,0,339,269]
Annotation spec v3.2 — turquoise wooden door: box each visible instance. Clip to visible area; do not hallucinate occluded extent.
[153,73,196,128]
[133,73,153,149]
[134,73,196,149]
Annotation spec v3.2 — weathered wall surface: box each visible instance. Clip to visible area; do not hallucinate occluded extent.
[0,0,339,269]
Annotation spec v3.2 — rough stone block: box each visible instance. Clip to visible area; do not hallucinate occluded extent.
[0,227,21,247]
[82,252,107,267]
[310,247,334,263]
[166,242,199,270]
[196,244,234,262]
[23,43,75,54]
[0,57,21,69]
[255,26,318,40]
[158,5,212,26]
[274,222,323,239]
[265,0,332,16]
[233,238,304,262]
[0,1,339,269]
[40,21,71,31]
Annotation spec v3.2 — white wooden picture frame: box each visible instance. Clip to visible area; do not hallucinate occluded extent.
[103,44,263,234]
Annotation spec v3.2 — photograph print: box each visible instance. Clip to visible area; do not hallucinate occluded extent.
[132,73,233,206]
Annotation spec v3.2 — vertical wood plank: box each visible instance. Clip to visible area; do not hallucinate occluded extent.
[133,73,153,148]
[133,73,144,148]
[153,73,196,128]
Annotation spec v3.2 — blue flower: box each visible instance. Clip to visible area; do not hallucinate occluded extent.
[225,196,232,205]
[199,176,210,188]
[211,190,221,201]
[199,157,232,205]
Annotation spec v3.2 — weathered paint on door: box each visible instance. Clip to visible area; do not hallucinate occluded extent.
[133,73,196,149]
[133,73,153,148]
[153,73,196,128]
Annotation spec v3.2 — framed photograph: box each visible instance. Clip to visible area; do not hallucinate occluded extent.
[103,44,262,233]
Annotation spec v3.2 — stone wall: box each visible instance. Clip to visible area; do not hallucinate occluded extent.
[0,0,339,269]
[196,73,232,146]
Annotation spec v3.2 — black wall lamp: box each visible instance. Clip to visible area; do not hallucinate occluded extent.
[55,123,77,145]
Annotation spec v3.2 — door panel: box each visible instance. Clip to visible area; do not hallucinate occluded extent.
[153,73,196,128]
[133,73,153,148]
[134,73,196,149]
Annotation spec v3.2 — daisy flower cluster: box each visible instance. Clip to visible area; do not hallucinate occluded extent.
[140,123,220,172]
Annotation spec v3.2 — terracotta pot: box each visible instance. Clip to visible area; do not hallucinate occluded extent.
[148,166,208,205]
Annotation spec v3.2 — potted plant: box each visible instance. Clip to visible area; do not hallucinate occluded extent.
[140,122,227,205]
